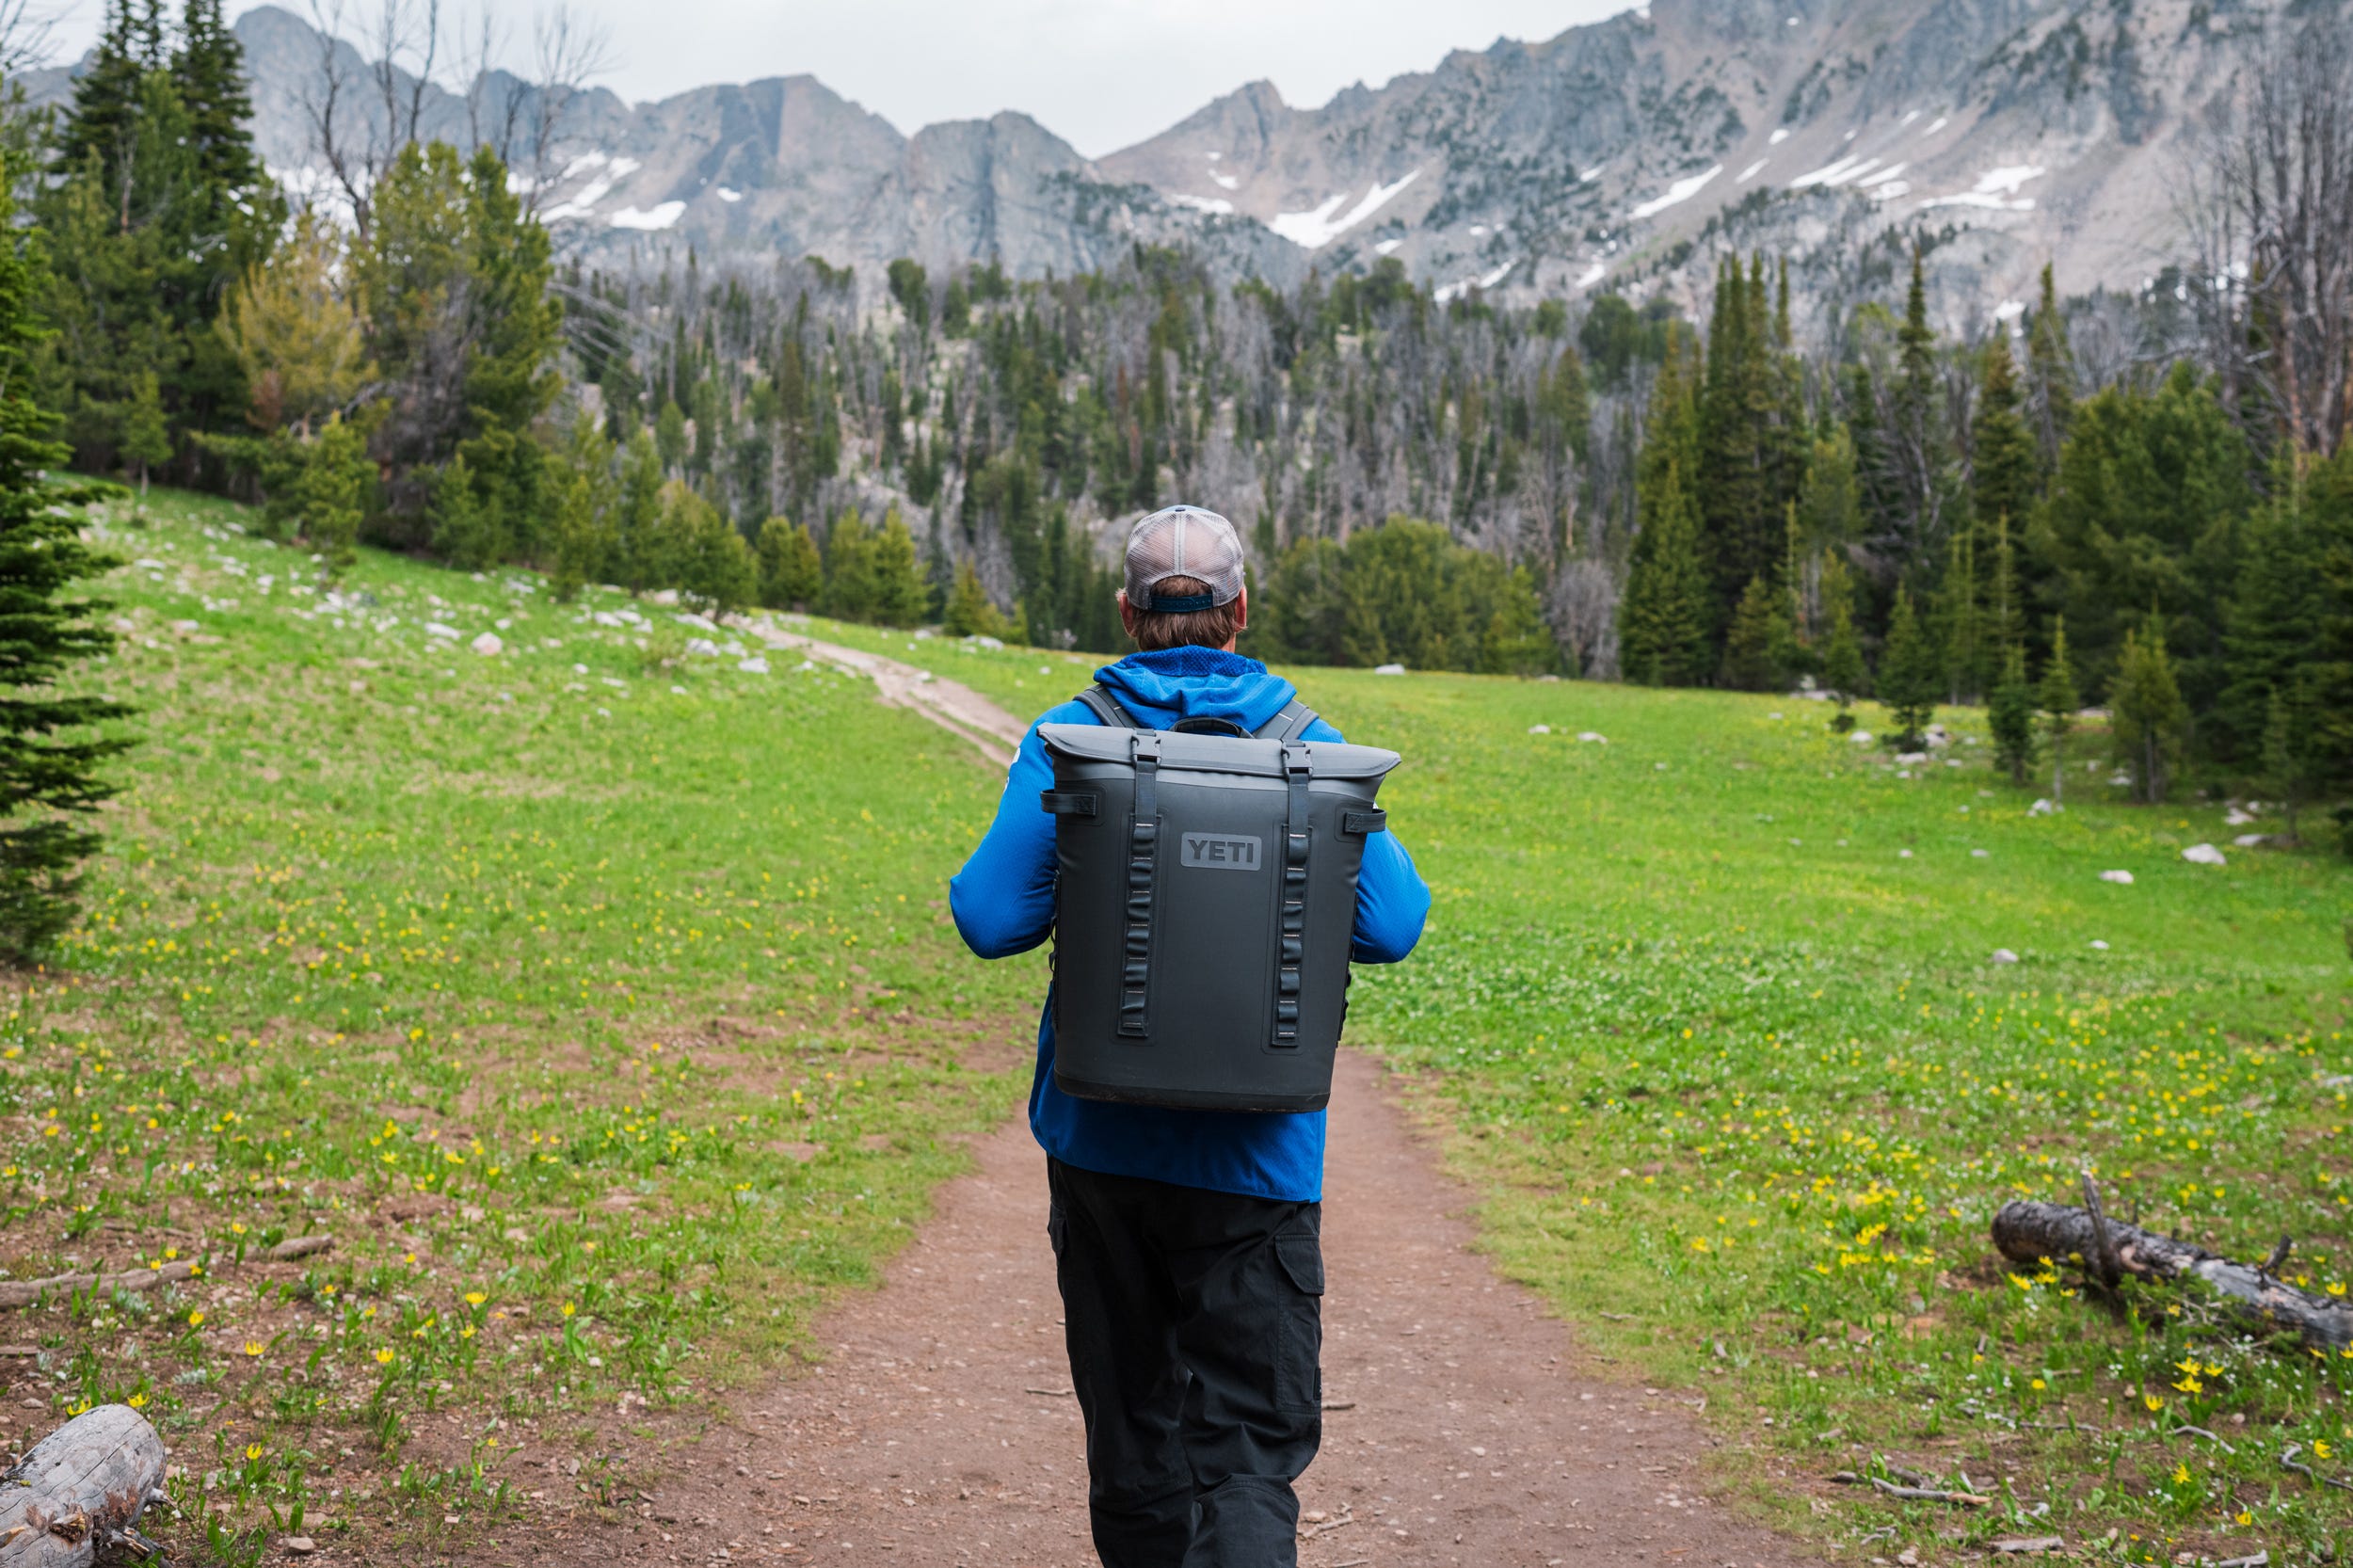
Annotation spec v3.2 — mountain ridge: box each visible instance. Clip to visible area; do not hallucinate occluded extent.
[22,0,2338,320]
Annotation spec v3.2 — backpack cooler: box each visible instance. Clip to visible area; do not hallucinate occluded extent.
[1038,687,1401,1112]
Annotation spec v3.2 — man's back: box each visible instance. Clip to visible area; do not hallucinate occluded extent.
[948,504,1427,1568]
[950,645,1430,1203]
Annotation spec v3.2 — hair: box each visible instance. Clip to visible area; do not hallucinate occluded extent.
[1129,575,1242,653]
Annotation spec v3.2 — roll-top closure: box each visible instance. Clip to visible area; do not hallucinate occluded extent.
[1040,723,1400,783]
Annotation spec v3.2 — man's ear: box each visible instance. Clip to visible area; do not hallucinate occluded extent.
[1233,588,1248,632]
[1116,588,1139,639]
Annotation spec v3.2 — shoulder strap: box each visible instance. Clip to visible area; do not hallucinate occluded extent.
[1253,699,1318,742]
[1075,684,1142,728]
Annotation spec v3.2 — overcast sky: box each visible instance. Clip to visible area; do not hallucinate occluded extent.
[45,0,1634,157]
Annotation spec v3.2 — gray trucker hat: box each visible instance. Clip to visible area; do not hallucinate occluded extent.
[1124,504,1245,612]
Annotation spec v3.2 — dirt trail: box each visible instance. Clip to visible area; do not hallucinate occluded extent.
[531,647,1822,1567]
[562,1053,1819,1567]
[760,629,1028,766]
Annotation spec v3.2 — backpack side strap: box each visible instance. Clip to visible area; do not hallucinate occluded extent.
[1075,685,1141,728]
[1254,699,1318,742]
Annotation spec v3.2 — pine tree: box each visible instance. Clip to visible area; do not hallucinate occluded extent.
[2025,262,2074,473]
[2038,616,2080,803]
[1796,424,1863,552]
[549,416,615,602]
[1876,585,1940,748]
[656,399,688,473]
[2259,685,2314,844]
[1970,338,2039,543]
[1891,246,1941,542]
[216,211,370,435]
[0,167,135,958]
[550,470,598,603]
[669,485,757,614]
[297,412,369,579]
[1938,520,1980,703]
[171,0,260,217]
[823,509,878,621]
[1480,567,1556,677]
[1698,255,1774,624]
[431,454,494,570]
[1988,642,2036,786]
[1818,551,1866,716]
[616,429,664,593]
[1985,511,2025,675]
[1617,455,1711,685]
[2111,616,2187,805]
[757,516,822,610]
[872,510,928,628]
[1620,330,1710,683]
[1720,574,1782,691]
[2217,470,2322,767]
[120,370,170,494]
[943,560,1003,637]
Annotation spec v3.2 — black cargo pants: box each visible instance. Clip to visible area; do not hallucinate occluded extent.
[1046,1157,1324,1568]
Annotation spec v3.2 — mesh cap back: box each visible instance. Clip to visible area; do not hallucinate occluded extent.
[1124,505,1246,612]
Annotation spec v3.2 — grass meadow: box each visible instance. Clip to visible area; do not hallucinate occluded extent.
[12,488,1041,1560]
[10,489,2352,1564]
[816,616,2353,1565]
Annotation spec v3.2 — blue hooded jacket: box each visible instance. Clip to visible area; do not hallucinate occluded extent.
[950,647,1431,1202]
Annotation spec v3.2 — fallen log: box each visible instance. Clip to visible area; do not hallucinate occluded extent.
[1991,1200,2353,1348]
[0,1404,168,1565]
[0,1234,333,1311]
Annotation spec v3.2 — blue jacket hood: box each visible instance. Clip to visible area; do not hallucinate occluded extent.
[1093,647,1297,732]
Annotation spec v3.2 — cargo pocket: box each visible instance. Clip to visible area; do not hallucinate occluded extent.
[1272,1230,1324,1416]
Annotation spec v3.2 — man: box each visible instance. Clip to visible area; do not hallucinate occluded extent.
[950,504,1431,1566]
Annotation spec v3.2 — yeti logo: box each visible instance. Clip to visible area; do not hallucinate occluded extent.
[1180,833,1262,871]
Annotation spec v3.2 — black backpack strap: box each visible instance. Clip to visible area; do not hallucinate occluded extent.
[1254,699,1318,742]
[1075,684,1141,728]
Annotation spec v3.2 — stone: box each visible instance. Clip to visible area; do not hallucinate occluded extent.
[1527,724,1551,735]
[739,656,771,675]
[2182,842,2227,866]
[2233,833,2270,848]
[469,632,502,656]
[2028,798,2056,815]
[284,1537,318,1555]
[2099,869,2135,885]
[2089,939,2109,950]
[1372,663,1407,676]
[1849,730,1872,745]
[1992,949,2019,964]
[1576,731,1607,744]
[2224,806,2255,825]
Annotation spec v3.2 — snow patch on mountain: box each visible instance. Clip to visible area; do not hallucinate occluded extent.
[1628,164,1721,218]
[1269,169,1420,249]
[610,201,686,231]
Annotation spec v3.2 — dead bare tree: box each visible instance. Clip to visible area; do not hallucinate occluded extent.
[522,7,615,212]
[2184,9,2353,456]
[454,3,514,160]
[0,0,54,80]
[301,0,444,236]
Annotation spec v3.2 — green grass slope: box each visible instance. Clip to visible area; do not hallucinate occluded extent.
[818,619,2353,1564]
[9,488,1032,1560]
[17,488,2353,1566]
